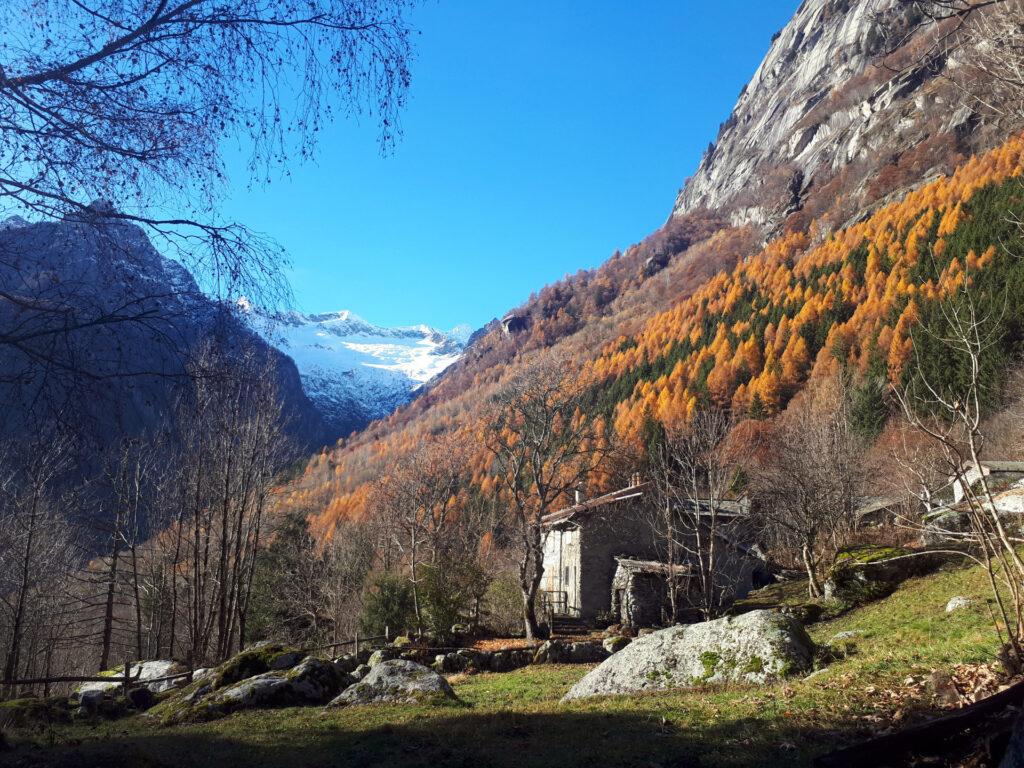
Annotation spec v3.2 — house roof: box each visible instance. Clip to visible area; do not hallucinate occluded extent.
[854,496,907,519]
[541,482,752,529]
[614,556,695,577]
[541,482,650,528]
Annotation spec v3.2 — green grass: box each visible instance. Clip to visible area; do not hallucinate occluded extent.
[0,560,1006,768]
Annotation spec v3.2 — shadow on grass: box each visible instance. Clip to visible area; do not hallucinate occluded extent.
[0,704,903,768]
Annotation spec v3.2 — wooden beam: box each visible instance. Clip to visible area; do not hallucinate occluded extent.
[815,679,1024,767]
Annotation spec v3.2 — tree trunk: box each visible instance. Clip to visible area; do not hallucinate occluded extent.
[99,510,124,671]
[3,491,40,686]
[803,542,822,598]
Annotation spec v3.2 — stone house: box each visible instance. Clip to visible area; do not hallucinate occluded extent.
[540,480,770,629]
[952,461,1024,503]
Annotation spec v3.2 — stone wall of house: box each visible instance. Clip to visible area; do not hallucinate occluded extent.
[612,566,668,628]
[578,500,661,620]
[542,526,583,615]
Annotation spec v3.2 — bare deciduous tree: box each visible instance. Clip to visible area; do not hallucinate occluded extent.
[748,376,867,598]
[369,433,469,629]
[0,0,417,306]
[896,279,1024,667]
[647,407,738,621]
[485,361,608,639]
[0,432,79,692]
[171,342,293,665]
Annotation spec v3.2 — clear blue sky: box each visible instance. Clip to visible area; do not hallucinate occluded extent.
[222,1,800,332]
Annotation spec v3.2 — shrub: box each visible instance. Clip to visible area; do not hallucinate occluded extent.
[484,573,524,636]
[420,559,491,640]
[359,572,416,638]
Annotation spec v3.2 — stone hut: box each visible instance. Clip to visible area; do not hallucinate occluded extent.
[540,480,769,629]
[611,558,693,628]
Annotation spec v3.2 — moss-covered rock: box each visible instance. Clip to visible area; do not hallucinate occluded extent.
[0,696,71,727]
[211,643,301,689]
[326,660,457,707]
[824,546,954,609]
[153,657,345,725]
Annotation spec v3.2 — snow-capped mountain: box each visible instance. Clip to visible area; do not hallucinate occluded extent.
[250,309,466,438]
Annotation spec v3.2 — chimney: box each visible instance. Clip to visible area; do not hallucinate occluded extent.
[574,487,583,505]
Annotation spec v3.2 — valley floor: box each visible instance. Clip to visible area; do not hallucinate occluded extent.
[1,562,1007,768]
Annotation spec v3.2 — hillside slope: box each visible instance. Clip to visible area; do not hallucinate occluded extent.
[4,558,1009,767]
[282,0,1024,536]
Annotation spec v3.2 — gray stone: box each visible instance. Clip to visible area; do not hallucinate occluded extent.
[533,640,568,664]
[603,636,631,654]
[160,657,344,724]
[829,630,861,642]
[562,610,813,701]
[367,648,397,667]
[78,689,105,714]
[568,642,610,663]
[352,664,370,680]
[333,653,358,674]
[127,687,155,711]
[326,660,457,707]
[77,659,189,696]
[946,596,973,614]
[450,623,471,636]
[268,651,305,671]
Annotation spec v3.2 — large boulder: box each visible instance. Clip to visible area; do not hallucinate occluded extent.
[562,610,813,702]
[216,657,343,708]
[327,660,456,707]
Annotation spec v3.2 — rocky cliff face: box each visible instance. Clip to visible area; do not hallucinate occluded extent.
[673,0,1002,233]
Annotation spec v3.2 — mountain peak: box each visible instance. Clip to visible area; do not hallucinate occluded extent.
[249,308,467,437]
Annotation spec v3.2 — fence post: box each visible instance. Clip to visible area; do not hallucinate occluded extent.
[354,631,360,656]
[385,625,390,643]
[123,657,132,700]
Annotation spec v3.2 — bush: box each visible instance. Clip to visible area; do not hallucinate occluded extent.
[484,573,523,636]
[420,559,491,641]
[359,573,416,638]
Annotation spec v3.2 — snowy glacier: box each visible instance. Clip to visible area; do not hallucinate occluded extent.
[248,308,465,438]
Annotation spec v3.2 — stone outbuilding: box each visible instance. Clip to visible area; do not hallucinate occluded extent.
[540,479,771,629]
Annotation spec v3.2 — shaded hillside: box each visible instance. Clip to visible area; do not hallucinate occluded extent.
[0,214,329,463]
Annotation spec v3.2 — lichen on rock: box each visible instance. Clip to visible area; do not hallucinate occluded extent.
[562,610,813,702]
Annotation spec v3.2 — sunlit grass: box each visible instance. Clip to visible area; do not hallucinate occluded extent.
[1,560,1006,768]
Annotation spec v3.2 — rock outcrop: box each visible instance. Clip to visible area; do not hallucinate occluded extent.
[148,644,349,724]
[562,610,813,702]
[327,660,456,707]
[77,660,188,696]
[672,0,1007,233]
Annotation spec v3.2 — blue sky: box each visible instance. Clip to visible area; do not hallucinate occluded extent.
[222,1,800,332]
